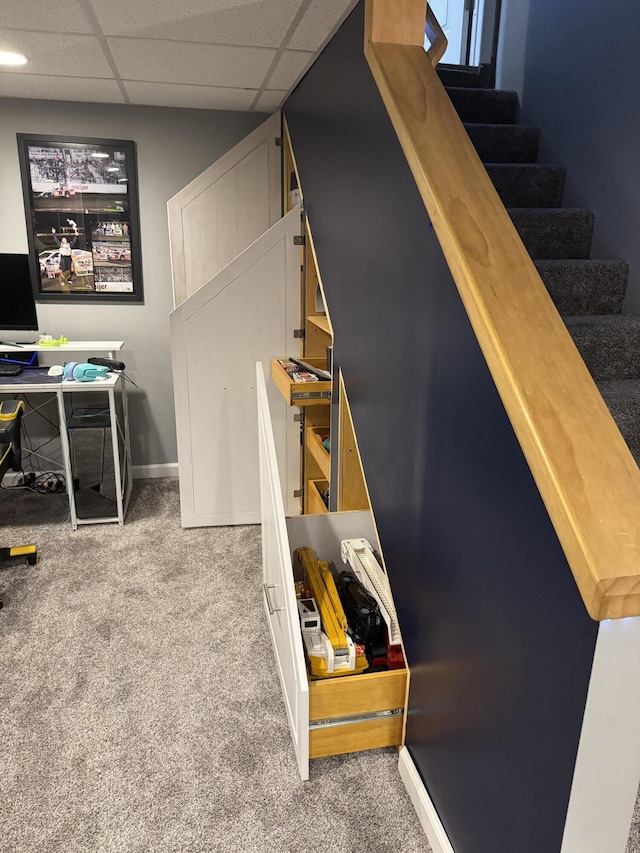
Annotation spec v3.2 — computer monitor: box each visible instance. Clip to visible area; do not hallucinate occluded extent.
[0,253,38,333]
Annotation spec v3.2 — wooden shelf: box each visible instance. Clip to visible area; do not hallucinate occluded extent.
[307,478,329,514]
[308,314,331,336]
[306,426,331,480]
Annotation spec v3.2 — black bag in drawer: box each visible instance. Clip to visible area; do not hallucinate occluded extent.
[336,570,381,645]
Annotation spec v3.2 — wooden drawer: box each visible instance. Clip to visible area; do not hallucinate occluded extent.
[308,669,406,758]
[258,363,407,780]
[287,513,407,767]
[306,426,330,480]
[307,478,329,514]
[272,358,331,406]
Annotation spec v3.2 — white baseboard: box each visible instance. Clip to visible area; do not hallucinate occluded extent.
[398,747,455,853]
[132,463,179,480]
[4,465,178,485]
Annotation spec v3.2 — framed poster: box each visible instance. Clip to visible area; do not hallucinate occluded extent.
[17,134,143,303]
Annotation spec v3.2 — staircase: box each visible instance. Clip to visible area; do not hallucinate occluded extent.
[439,66,640,465]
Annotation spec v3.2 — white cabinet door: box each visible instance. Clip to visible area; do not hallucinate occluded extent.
[170,206,302,528]
[257,361,310,781]
[168,111,282,307]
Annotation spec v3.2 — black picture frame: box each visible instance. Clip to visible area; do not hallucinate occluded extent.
[17,133,143,304]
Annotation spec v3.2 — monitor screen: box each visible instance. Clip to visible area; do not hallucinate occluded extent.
[0,253,38,331]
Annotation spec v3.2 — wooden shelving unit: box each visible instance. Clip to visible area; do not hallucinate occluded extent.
[274,123,369,516]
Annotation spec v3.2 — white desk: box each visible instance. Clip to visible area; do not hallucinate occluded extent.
[0,340,124,359]
[0,341,131,530]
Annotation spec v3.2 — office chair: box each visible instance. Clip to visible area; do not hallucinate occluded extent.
[0,400,38,609]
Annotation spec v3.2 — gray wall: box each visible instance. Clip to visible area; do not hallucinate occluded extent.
[495,0,531,96]
[0,98,263,469]
[516,1,640,311]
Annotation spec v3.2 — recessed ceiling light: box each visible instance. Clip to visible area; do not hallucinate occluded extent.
[91,152,109,159]
[0,50,28,66]
[117,178,128,183]
[107,166,120,172]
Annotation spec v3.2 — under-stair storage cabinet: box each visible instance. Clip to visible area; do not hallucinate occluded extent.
[169,111,407,781]
[257,362,407,781]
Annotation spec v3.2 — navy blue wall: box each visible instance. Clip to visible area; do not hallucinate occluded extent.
[285,4,599,852]
[520,0,640,311]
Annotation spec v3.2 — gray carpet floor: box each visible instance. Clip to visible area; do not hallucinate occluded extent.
[0,479,431,853]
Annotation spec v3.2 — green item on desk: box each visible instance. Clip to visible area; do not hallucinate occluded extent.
[39,336,68,347]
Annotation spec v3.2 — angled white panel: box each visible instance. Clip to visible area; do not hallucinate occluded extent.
[170,206,302,528]
[257,360,310,781]
[168,111,282,307]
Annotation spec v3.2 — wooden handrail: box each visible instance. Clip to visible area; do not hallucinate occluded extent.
[365,0,640,620]
[425,4,448,66]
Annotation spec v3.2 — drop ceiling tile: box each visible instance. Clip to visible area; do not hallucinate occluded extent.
[2,0,92,38]
[0,73,124,103]
[124,80,257,111]
[267,50,314,90]
[254,90,288,113]
[107,38,276,88]
[289,0,356,51]
[0,32,112,78]
[92,0,301,48]
[0,1,93,34]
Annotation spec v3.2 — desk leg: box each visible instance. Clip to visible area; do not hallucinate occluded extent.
[108,387,124,525]
[121,378,133,515]
[56,389,78,531]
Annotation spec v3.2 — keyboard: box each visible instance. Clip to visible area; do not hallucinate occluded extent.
[0,363,24,376]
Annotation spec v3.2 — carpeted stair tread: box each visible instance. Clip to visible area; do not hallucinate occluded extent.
[437,63,494,88]
[486,164,566,208]
[564,315,640,380]
[597,379,640,465]
[509,208,595,260]
[446,88,519,124]
[465,123,540,163]
[535,260,628,315]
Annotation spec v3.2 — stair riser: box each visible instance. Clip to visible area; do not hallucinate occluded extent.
[447,89,519,124]
[566,319,640,380]
[465,125,540,164]
[487,165,566,208]
[536,261,628,316]
[438,64,495,88]
[598,383,640,465]
[510,210,594,260]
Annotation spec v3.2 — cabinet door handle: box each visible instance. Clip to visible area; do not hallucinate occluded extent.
[264,583,282,615]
